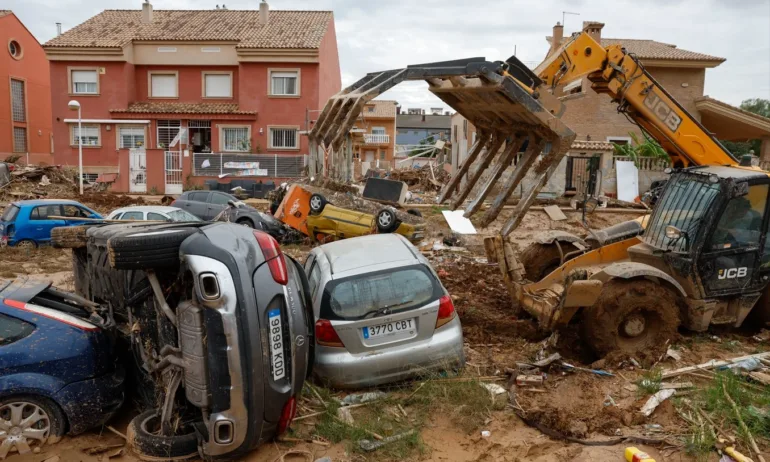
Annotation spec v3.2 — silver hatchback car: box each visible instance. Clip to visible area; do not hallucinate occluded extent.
[305,234,464,388]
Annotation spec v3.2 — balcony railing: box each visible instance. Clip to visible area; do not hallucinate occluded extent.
[364,134,390,144]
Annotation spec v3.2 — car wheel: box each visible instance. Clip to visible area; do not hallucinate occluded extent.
[236,218,255,228]
[309,194,327,214]
[13,239,36,250]
[0,396,66,458]
[107,228,198,270]
[376,209,398,233]
[126,410,198,461]
[52,226,90,249]
[406,209,422,217]
[581,279,680,357]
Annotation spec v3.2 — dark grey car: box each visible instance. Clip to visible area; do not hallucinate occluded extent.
[54,222,313,460]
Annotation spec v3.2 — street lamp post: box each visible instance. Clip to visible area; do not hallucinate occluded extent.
[68,100,83,195]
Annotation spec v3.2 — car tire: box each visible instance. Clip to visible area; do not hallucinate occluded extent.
[376,209,399,233]
[581,279,680,357]
[0,395,67,455]
[107,228,198,270]
[309,194,327,214]
[126,410,198,461]
[52,226,89,249]
[236,218,255,228]
[13,239,37,250]
[406,209,422,217]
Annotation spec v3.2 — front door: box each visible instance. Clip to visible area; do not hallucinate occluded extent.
[129,148,147,193]
[364,150,375,162]
[164,150,183,195]
[697,183,769,297]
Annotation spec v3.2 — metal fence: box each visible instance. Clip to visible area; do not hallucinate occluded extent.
[192,153,307,178]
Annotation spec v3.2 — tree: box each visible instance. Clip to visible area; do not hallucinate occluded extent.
[719,98,770,156]
[612,132,670,167]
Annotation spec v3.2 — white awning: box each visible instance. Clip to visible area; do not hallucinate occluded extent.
[63,119,150,124]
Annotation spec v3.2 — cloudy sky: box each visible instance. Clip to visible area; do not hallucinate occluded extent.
[6,0,770,111]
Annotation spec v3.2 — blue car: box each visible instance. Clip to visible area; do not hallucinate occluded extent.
[0,199,102,249]
[0,278,124,458]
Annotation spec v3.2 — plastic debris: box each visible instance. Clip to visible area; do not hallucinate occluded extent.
[341,391,386,406]
[720,357,761,372]
[532,353,561,368]
[516,375,544,386]
[337,407,354,424]
[359,430,415,452]
[481,383,507,396]
[560,362,614,377]
[603,395,617,407]
[640,389,676,417]
[481,430,491,438]
[666,348,682,361]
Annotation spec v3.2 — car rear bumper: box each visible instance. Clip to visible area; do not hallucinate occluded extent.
[53,365,125,434]
[313,316,464,389]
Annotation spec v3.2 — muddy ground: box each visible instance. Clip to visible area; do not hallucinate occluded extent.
[2,197,769,462]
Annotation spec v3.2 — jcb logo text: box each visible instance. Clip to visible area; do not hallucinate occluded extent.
[718,267,748,280]
[644,92,683,132]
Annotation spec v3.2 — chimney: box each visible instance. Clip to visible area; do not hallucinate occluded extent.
[549,21,563,57]
[56,22,62,36]
[259,1,270,26]
[421,114,426,122]
[582,21,604,43]
[142,0,153,24]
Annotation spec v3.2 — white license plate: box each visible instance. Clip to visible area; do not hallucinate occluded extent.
[363,318,415,339]
[268,309,286,381]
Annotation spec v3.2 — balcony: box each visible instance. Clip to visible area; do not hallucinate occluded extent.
[364,134,390,144]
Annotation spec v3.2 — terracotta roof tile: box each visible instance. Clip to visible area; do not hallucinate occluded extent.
[361,100,397,119]
[44,9,332,49]
[110,102,256,115]
[0,11,12,18]
[571,140,615,151]
[547,36,724,62]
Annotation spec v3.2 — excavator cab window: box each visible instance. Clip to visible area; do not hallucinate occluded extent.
[710,184,767,251]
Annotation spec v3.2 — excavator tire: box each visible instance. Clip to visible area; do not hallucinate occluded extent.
[581,279,680,357]
[518,242,578,281]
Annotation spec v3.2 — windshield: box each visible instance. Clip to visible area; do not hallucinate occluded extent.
[643,173,721,252]
[1,205,19,222]
[168,210,202,222]
[322,266,440,320]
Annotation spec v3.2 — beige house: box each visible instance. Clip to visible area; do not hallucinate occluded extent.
[350,99,397,176]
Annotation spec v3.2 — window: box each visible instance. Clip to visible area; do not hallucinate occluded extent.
[269,128,298,149]
[82,173,98,183]
[608,136,632,146]
[119,127,145,149]
[30,205,60,220]
[712,184,768,251]
[188,191,210,202]
[270,70,299,96]
[222,127,250,152]
[453,125,458,143]
[150,72,178,98]
[157,120,181,148]
[380,150,386,160]
[322,266,438,319]
[71,125,100,146]
[13,127,26,152]
[121,211,144,220]
[71,69,98,94]
[308,262,321,299]
[203,73,232,98]
[11,79,25,122]
[2,205,19,222]
[62,205,91,218]
[210,193,232,205]
[8,40,22,59]
[372,127,386,135]
[111,213,123,220]
[167,210,201,222]
[0,314,34,346]
[147,212,167,221]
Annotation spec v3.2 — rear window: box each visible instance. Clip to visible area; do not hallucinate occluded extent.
[321,265,441,320]
[1,205,19,222]
[0,314,35,346]
[167,210,201,222]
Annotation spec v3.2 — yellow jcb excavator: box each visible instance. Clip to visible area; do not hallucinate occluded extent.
[309,29,770,357]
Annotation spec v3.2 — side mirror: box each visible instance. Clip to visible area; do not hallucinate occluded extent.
[665,225,685,240]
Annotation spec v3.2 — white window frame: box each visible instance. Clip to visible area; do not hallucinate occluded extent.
[268,69,300,97]
[149,71,179,98]
[268,126,299,150]
[219,125,251,152]
[371,127,386,135]
[118,126,146,149]
[202,71,233,98]
[70,124,101,147]
[157,120,181,149]
[607,136,633,146]
[69,67,99,95]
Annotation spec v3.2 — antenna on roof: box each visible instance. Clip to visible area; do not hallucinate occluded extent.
[562,11,580,30]
[216,5,220,9]
[222,4,226,9]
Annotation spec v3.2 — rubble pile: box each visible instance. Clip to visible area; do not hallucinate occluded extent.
[391,164,450,191]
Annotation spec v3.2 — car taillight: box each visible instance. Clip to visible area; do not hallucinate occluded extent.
[277,396,297,435]
[4,299,98,331]
[435,295,456,329]
[315,319,344,347]
[253,230,288,285]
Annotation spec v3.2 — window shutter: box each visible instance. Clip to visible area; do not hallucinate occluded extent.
[151,74,177,97]
[205,74,232,98]
[72,70,97,83]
